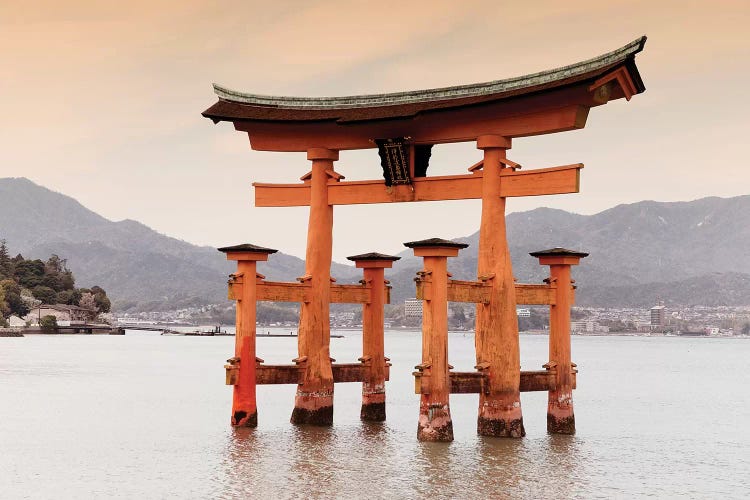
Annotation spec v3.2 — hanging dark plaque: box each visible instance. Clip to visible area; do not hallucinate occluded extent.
[375,138,410,186]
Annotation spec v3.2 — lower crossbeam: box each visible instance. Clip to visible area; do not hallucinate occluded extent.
[255,363,391,384]
[413,369,577,394]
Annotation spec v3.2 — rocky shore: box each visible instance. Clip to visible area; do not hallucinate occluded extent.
[0,329,24,337]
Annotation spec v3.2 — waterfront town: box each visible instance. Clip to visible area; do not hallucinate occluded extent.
[111,301,750,338]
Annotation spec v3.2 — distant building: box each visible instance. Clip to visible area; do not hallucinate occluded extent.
[571,320,594,333]
[516,308,531,318]
[650,305,666,327]
[8,315,26,327]
[571,320,609,334]
[338,312,355,321]
[24,304,95,325]
[405,299,423,317]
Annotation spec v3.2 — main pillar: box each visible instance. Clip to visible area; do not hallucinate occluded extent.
[531,248,587,434]
[218,243,277,427]
[474,135,525,438]
[291,148,338,425]
[347,252,400,421]
[406,238,468,442]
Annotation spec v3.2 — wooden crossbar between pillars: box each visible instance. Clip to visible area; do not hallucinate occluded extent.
[416,279,575,306]
[253,363,391,385]
[416,369,578,394]
[232,279,390,304]
[253,164,582,207]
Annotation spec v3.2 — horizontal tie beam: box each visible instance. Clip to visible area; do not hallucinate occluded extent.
[253,363,391,385]
[229,279,390,304]
[256,281,310,303]
[416,280,573,305]
[253,164,582,207]
[412,369,578,394]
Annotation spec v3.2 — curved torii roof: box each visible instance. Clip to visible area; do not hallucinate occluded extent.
[202,37,646,151]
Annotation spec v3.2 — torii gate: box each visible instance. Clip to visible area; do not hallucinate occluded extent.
[204,37,646,440]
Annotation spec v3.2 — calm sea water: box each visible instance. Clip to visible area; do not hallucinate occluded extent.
[1,330,748,499]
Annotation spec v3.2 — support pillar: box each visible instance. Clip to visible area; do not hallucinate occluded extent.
[406,238,468,442]
[291,147,339,426]
[218,243,277,427]
[530,248,588,434]
[347,252,400,421]
[474,135,525,438]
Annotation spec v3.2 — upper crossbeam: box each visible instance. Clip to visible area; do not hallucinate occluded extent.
[254,164,582,207]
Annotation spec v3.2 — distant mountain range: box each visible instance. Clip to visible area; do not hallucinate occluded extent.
[1,177,748,310]
[0,177,352,311]
[386,195,750,307]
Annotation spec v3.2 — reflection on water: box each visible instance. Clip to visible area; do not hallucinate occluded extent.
[1,331,748,498]
[217,422,586,498]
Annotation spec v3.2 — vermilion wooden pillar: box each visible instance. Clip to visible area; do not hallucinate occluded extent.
[530,248,588,434]
[474,135,525,438]
[219,243,277,427]
[347,252,400,421]
[406,238,468,442]
[291,148,338,425]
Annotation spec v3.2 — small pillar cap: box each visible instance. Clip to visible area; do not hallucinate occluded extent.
[307,148,339,161]
[218,243,278,254]
[403,237,469,249]
[529,247,588,258]
[346,252,401,262]
[476,134,511,150]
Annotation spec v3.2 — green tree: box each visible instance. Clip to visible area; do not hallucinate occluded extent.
[90,286,111,313]
[56,289,82,305]
[0,279,29,319]
[42,273,63,292]
[0,286,9,319]
[78,292,99,320]
[15,259,45,289]
[32,285,58,305]
[0,240,11,279]
[44,255,74,291]
[39,315,58,331]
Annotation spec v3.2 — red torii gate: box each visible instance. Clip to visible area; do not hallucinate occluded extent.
[204,37,647,440]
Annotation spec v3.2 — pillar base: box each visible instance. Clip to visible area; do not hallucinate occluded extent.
[291,390,333,426]
[547,397,575,434]
[477,397,525,438]
[232,410,258,427]
[417,404,453,442]
[361,390,386,421]
[547,413,575,435]
[361,402,386,422]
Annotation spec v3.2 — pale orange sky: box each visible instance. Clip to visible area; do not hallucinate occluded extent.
[1,1,749,260]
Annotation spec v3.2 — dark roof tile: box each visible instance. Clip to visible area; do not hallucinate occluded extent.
[404,238,469,249]
[217,243,278,254]
[203,37,646,124]
[346,252,401,261]
[529,247,589,258]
